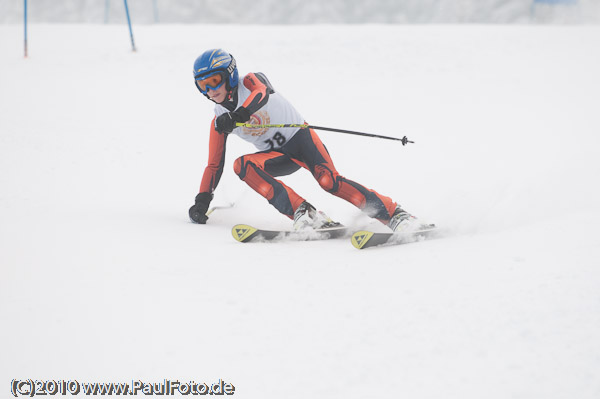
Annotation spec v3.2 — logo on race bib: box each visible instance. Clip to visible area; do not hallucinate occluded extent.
[242,111,270,137]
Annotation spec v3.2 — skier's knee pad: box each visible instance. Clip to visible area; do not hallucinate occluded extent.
[316,168,339,193]
[234,157,246,179]
[317,174,334,192]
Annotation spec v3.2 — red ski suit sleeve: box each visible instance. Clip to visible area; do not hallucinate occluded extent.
[199,117,227,193]
[240,73,270,114]
[198,73,271,194]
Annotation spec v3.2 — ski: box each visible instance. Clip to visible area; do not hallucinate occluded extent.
[232,224,348,243]
[351,225,438,249]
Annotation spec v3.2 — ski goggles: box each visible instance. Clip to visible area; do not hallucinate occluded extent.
[196,72,225,93]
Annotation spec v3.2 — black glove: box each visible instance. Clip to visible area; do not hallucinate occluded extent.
[189,192,213,224]
[215,107,251,134]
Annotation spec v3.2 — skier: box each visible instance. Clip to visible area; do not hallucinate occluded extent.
[189,48,424,233]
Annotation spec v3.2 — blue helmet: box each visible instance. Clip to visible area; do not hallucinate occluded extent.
[193,49,238,95]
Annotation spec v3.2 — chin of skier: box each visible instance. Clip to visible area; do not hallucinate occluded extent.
[188,48,424,233]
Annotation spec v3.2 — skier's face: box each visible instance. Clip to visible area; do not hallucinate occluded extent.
[207,84,228,104]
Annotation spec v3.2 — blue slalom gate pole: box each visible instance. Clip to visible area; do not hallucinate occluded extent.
[123,0,136,52]
[104,0,110,24]
[24,0,28,57]
[153,0,159,23]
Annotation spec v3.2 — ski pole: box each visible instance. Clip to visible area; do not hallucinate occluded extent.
[205,202,235,217]
[235,123,414,145]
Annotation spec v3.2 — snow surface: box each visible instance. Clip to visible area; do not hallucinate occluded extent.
[1,24,600,398]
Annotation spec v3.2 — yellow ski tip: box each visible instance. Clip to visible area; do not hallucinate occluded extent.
[351,230,374,249]
[232,224,258,243]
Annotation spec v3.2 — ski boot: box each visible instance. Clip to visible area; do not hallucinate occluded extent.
[293,201,341,231]
[388,205,433,233]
